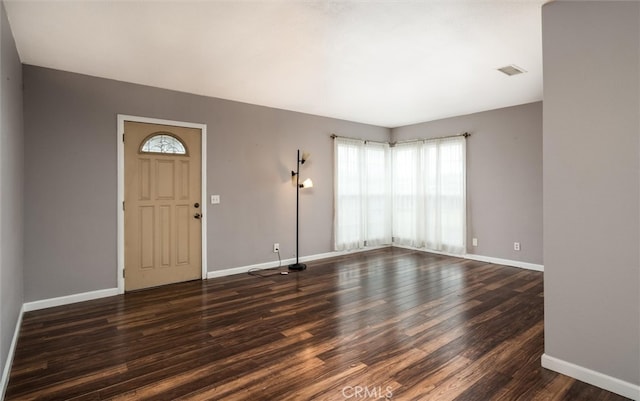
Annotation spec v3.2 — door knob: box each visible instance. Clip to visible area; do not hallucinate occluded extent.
[194,213,202,219]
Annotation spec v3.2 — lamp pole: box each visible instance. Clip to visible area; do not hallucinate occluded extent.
[290,149,307,271]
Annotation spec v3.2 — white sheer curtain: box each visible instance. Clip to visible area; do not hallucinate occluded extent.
[334,138,391,251]
[335,135,465,254]
[334,138,363,250]
[391,143,420,245]
[363,142,392,246]
[392,137,466,254]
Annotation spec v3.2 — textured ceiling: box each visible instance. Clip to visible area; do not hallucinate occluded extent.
[4,0,546,128]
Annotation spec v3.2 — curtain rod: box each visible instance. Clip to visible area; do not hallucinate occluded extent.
[329,134,388,145]
[390,132,470,146]
[331,132,469,146]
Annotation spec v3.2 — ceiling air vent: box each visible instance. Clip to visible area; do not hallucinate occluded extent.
[497,65,527,76]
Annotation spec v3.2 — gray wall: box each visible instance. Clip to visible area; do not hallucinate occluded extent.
[392,102,543,265]
[23,65,389,302]
[23,65,545,302]
[543,0,639,387]
[0,0,24,386]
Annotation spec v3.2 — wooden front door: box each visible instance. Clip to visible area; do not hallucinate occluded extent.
[124,121,202,291]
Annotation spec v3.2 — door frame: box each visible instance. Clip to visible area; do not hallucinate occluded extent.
[117,114,208,294]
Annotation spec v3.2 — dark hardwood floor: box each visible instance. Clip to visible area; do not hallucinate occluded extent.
[6,248,631,400]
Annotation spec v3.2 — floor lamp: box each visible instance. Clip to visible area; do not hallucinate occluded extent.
[289,149,313,271]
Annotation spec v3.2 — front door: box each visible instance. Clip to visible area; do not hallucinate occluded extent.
[124,121,202,291]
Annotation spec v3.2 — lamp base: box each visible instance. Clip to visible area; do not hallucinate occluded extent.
[288,263,307,271]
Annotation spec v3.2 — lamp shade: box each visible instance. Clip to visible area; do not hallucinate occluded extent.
[301,178,313,188]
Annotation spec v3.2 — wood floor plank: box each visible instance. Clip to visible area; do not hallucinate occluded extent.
[6,248,632,400]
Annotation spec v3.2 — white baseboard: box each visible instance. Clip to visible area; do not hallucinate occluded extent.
[0,304,24,400]
[206,246,544,279]
[206,246,390,279]
[541,354,640,400]
[205,251,345,279]
[389,245,544,272]
[391,244,464,259]
[23,250,379,312]
[23,288,119,312]
[20,250,540,311]
[464,253,544,272]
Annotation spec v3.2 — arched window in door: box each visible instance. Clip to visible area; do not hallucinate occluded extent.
[140,133,187,155]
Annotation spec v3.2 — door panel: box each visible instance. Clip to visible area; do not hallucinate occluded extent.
[124,121,202,291]
[139,159,151,200]
[159,205,171,266]
[179,161,190,200]
[156,160,175,199]
[176,205,191,265]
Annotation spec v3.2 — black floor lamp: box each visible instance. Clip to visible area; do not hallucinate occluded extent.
[289,149,313,271]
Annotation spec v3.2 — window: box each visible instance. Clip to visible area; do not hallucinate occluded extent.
[334,138,391,250]
[140,133,187,155]
[392,137,466,254]
[334,135,466,255]
[391,143,419,244]
[363,143,392,245]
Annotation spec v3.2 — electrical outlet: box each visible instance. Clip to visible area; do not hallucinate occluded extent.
[273,243,280,253]
[514,242,521,251]
[472,238,478,247]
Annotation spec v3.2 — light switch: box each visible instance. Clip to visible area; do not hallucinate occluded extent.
[211,195,220,204]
